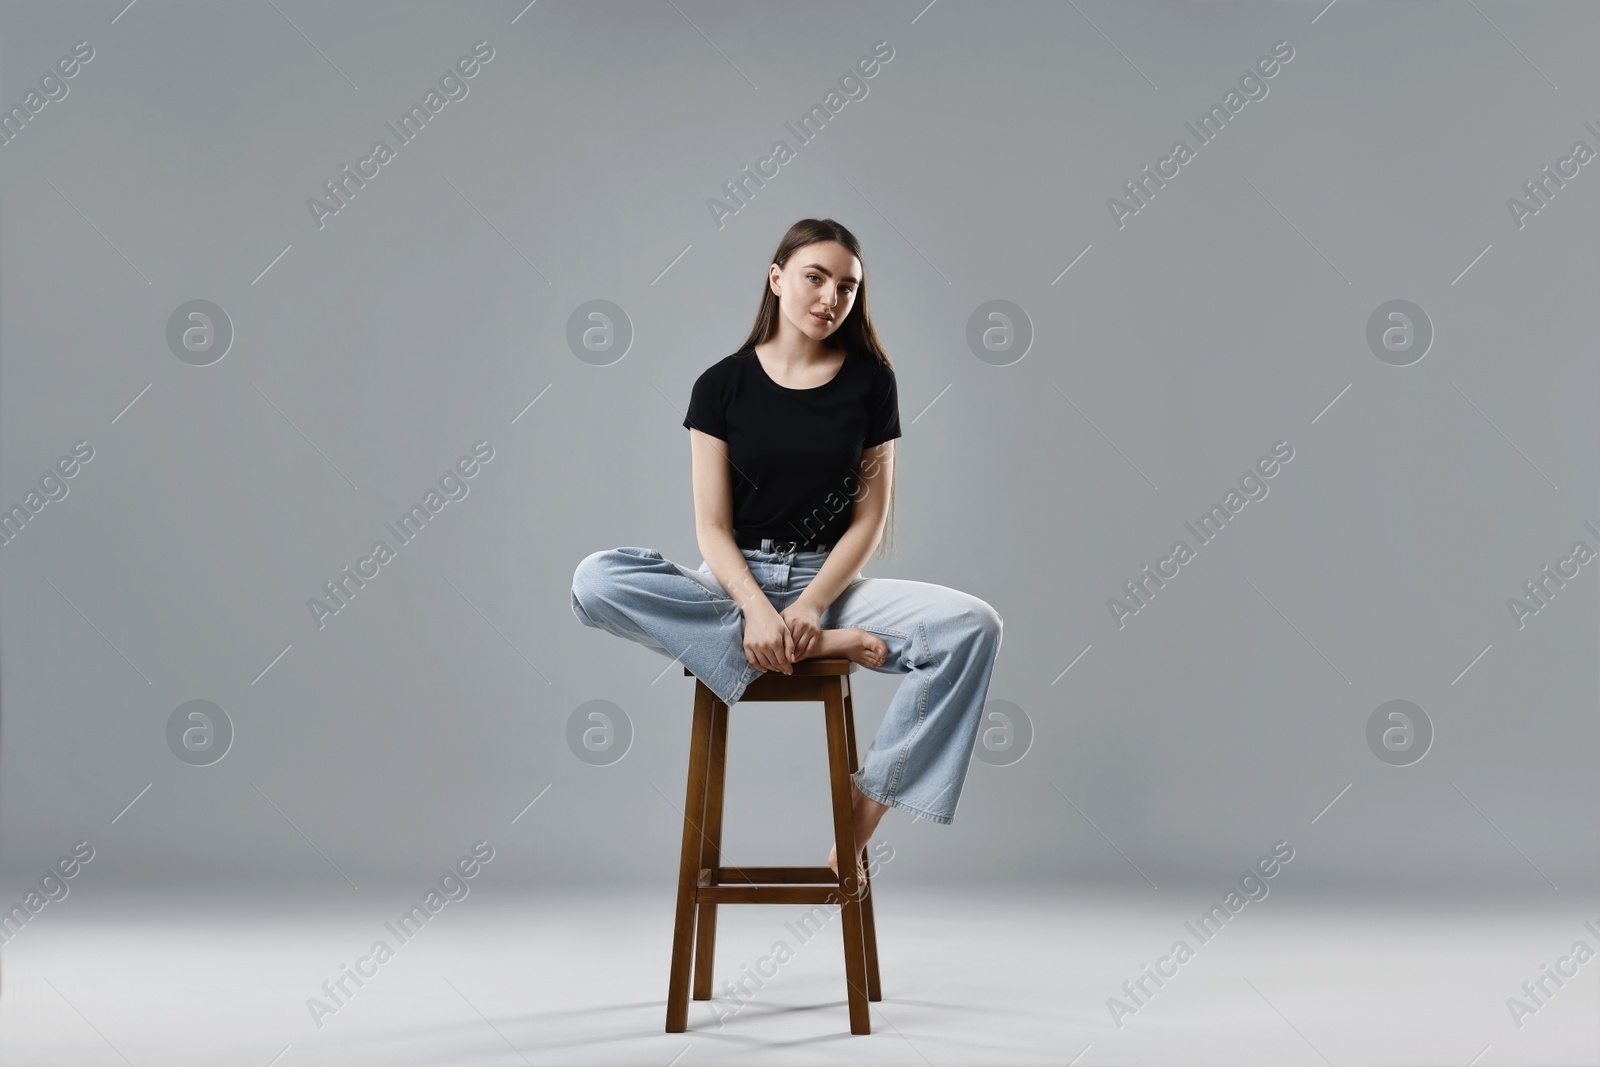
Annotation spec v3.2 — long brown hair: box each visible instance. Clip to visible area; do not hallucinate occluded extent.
[738,218,896,558]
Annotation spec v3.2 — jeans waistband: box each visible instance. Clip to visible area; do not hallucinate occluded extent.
[736,533,834,554]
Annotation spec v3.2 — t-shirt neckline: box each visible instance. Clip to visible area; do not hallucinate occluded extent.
[747,346,849,394]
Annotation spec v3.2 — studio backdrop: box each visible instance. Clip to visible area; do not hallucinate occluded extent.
[0,0,1594,959]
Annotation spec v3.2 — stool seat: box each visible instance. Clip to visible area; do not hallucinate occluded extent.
[666,658,881,1035]
[684,659,853,675]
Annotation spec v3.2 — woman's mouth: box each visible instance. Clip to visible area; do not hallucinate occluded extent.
[812,313,832,325]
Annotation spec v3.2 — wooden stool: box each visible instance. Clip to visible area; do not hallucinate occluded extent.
[665,658,881,1035]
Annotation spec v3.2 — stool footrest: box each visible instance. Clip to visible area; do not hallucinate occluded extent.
[701,865,840,885]
[695,865,861,905]
[697,884,850,905]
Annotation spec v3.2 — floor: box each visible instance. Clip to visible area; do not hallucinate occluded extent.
[1,884,1595,1065]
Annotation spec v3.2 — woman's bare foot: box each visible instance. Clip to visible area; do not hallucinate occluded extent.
[801,627,887,668]
[828,779,890,879]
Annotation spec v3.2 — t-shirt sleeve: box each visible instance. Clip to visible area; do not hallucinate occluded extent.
[863,362,902,448]
[682,363,728,441]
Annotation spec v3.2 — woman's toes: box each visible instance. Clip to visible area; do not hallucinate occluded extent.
[853,630,887,667]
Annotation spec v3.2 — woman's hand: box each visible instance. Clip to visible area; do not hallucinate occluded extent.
[780,599,824,662]
[743,604,796,675]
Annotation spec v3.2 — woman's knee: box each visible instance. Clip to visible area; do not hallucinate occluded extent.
[571,546,663,608]
[572,548,633,617]
[969,597,1003,645]
[944,592,1002,648]
[571,549,612,600]
[571,551,608,627]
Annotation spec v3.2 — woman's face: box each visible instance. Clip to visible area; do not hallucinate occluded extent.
[770,241,861,342]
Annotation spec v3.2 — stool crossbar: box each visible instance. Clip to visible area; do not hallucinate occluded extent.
[665,658,881,1035]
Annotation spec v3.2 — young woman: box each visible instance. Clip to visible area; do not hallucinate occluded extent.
[570,217,1003,875]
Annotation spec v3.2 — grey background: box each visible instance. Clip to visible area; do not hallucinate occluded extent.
[1,0,1595,907]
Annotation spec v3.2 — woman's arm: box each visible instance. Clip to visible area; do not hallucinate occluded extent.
[781,439,895,657]
[688,427,796,674]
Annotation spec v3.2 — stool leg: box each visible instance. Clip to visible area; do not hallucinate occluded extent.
[824,681,872,1035]
[842,682,882,1002]
[666,681,716,1032]
[692,698,729,1000]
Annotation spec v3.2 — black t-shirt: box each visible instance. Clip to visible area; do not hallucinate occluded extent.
[682,347,901,545]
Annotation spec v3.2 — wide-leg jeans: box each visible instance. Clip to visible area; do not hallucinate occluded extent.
[570,540,1003,825]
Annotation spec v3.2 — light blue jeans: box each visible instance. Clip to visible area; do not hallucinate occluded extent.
[570,540,1003,825]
